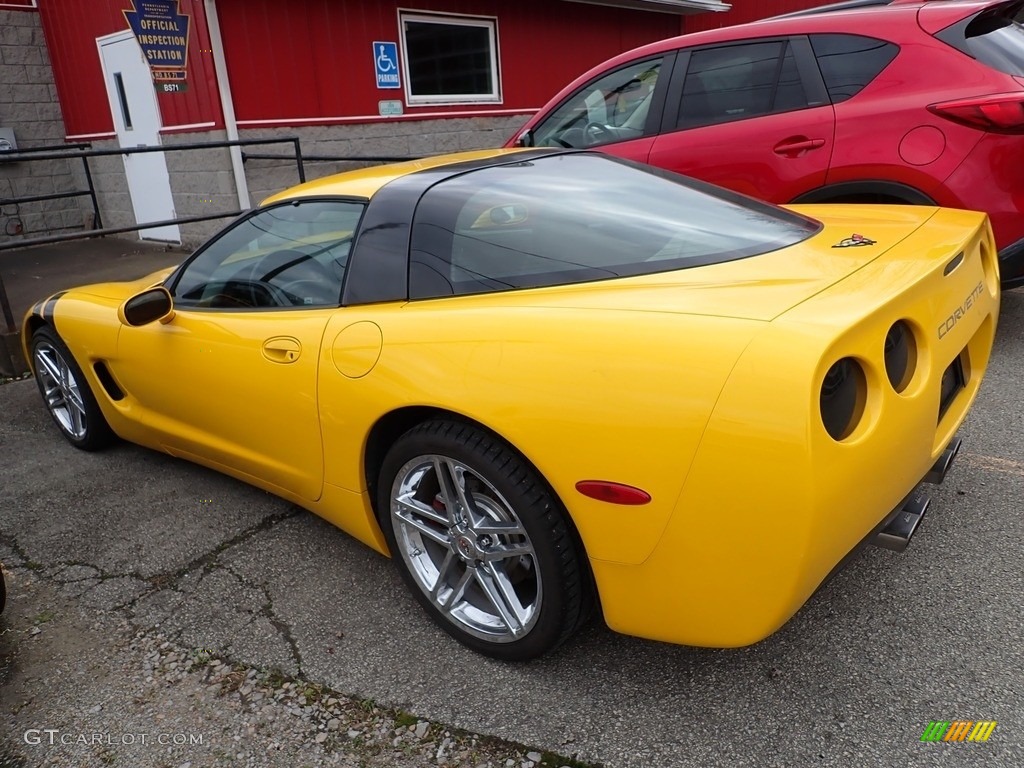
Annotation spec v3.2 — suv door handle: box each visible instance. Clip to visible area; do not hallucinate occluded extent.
[773,137,825,157]
[262,336,301,364]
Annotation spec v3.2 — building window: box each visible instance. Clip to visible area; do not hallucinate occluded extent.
[400,12,500,105]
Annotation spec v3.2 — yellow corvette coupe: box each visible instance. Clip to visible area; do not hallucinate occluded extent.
[23,149,999,660]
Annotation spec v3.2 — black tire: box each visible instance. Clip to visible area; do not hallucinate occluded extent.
[377,419,593,661]
[30,326,115,451]
[817,193,909,205]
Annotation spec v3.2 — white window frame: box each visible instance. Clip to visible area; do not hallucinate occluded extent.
[398,10,502,106]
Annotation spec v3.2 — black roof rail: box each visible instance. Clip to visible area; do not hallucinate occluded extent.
[766,0,894,20]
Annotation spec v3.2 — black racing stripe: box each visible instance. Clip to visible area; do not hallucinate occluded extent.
[28,299,44,322]
[41,290,68,323]
[342,149,583,306]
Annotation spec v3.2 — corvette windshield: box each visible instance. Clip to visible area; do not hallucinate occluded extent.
[408,152,819,298]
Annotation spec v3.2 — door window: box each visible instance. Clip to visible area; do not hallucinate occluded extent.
[171,201,365,309]
[676,41,808,130]
[530,57,664,148]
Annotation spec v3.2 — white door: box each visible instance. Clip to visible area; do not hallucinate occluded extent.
[98,32,180,243]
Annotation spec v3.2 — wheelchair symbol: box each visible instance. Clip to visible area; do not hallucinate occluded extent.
[377,45,396,73]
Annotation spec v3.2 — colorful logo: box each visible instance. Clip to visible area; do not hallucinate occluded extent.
[832,233,877,248]
[920,721,997,742]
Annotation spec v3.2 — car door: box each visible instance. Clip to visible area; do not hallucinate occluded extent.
[112,199,365,502]
[521,52,676,164]
[648,37,835,203]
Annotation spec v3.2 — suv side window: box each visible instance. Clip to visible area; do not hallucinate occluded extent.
[677,41,808,130]
[529,57,663,149]
[809,34,899,104]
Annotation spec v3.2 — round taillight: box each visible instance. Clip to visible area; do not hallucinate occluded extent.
[884,320,916,393]
[820,357,866,441]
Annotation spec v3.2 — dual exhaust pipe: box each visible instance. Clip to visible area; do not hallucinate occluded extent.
[873,437,961,553]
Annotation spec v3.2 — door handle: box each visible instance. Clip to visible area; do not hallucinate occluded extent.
[262,336,301,364]
[773,137,825,157]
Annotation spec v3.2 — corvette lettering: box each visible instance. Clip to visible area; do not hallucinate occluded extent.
[938,281,984,339]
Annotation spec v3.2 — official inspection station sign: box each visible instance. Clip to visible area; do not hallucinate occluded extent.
[124,0,191,85]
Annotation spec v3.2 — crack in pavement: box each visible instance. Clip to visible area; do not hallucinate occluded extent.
[223,562,305,676]
[1,507,301,617]
[138,508,301,597]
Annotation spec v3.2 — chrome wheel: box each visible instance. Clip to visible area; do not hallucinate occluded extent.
[390,455,542,643]
[33,341,88,440]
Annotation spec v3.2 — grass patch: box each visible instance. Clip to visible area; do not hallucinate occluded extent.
[301,682,324,704]
[357,698,375,713]
[393,711,419,729]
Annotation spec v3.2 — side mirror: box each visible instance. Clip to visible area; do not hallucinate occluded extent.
[515,129,534,148]
[118,287,174,327]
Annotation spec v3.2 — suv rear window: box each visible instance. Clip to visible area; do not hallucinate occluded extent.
[408,153,819,299]
[937,1,1024,76]
[809,34,899,103]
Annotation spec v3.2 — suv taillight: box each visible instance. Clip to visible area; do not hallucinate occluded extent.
[928,92,1024,133]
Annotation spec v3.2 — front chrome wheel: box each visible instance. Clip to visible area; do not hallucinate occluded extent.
[390,454,542,643]
[34,340,88,440]
[30,326,114,451]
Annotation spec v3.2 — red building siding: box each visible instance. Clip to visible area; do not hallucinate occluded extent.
[37,0,222,138]
[216,0,681,126]
[686,0,823,33]
[38,0,746,138]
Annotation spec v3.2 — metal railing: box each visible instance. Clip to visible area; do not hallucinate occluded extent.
[0,142,102,233]
[0,137,311,253]
[0,272,15,333]
[242,151,418,165]
[0,137,425,336]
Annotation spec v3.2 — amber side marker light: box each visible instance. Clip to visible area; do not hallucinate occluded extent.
[575,481,652,505]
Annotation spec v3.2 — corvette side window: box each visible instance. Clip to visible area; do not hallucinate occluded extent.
[676,41,808,130]
[529,57,663,149]
[171,201,365,310]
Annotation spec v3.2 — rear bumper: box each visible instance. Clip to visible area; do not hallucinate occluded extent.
[589,211,998,648]
[999,236,1024,290]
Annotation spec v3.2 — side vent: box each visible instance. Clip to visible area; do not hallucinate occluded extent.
[93,361,125,401]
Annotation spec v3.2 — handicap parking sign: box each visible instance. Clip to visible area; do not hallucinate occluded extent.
[374,42,400,89]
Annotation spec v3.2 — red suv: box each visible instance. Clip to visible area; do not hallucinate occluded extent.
[508,0,1024,288]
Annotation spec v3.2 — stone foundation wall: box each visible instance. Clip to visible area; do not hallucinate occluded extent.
[0,9,88,244]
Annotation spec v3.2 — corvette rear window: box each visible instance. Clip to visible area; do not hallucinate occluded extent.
[408,153,818,299]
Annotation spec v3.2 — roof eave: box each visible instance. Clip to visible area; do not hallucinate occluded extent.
[558,0,731,15]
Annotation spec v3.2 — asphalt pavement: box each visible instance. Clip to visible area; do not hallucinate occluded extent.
[0,276,1021,766]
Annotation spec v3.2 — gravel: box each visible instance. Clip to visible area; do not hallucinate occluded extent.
[0,570,592,768]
